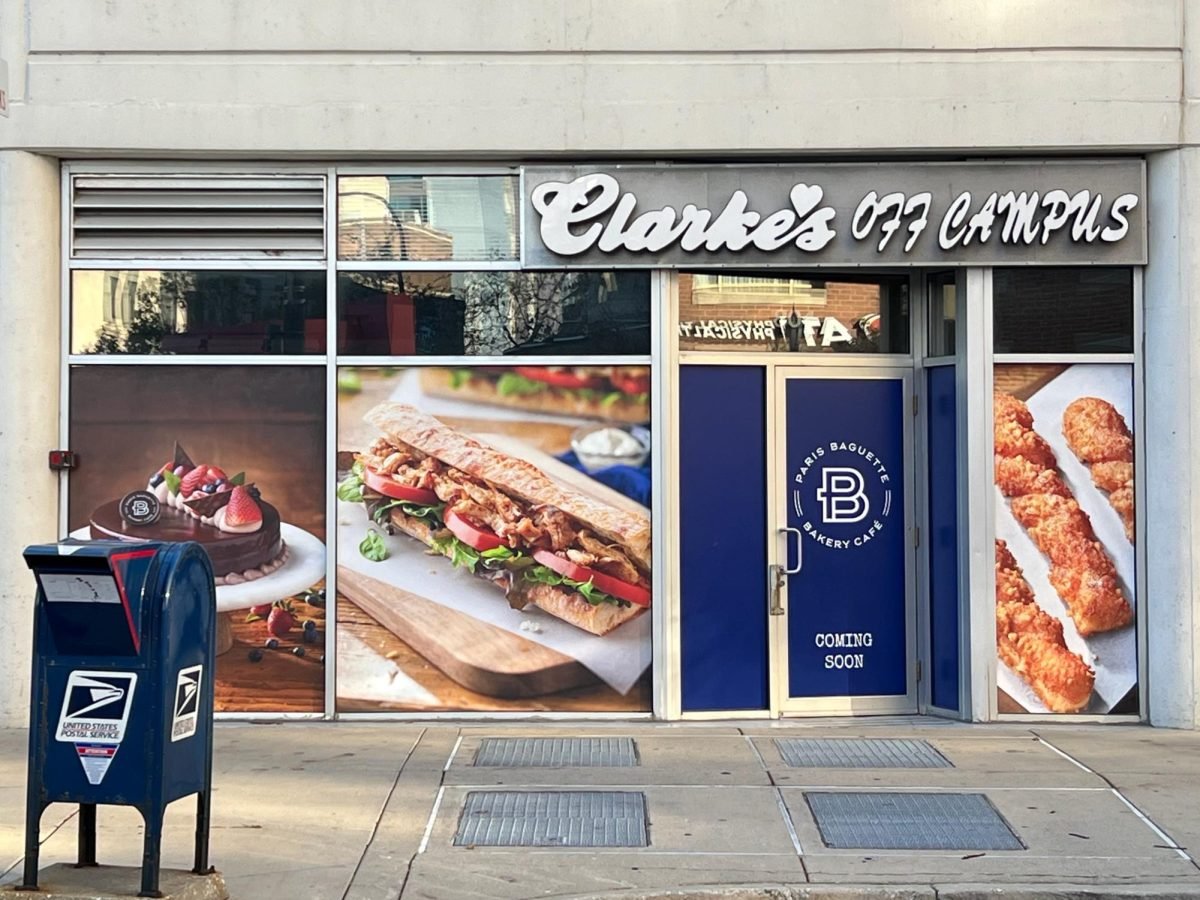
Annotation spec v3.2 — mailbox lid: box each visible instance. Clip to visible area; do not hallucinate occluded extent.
[25,540,162,657]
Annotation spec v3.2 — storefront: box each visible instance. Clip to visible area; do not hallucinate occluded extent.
[41,159,1145,722]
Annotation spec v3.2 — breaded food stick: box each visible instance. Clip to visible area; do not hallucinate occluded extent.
[996,541,1095,712]
[994,391,1133,635]
[1062,397,1134,542]
[996,540,1094,713]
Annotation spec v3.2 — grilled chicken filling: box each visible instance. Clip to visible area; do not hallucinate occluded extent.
[360,437,646,586]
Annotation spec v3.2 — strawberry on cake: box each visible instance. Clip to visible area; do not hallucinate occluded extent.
[89,443,288,585]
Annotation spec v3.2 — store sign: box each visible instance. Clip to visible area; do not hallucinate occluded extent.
[523,162,1146,267]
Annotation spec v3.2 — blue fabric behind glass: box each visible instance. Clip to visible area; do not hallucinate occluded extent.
[679,365,769,711]
[927,366,960,711]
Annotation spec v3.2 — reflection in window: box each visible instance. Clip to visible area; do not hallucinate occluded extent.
[993,267,1133,354]
[678,272,910,354]
[337,175,519,262]
[72,271,328,355]
[338,271,650,356]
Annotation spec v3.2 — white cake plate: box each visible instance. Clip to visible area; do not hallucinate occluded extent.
[70,523,327,655]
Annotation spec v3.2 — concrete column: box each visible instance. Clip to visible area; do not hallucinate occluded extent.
[0,151,61,728]
[1144,149,1199,728]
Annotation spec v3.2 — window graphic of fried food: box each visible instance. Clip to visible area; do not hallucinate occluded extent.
[1062,397,1134,543]
[996,540,1094,713]
[994,390,1133,635]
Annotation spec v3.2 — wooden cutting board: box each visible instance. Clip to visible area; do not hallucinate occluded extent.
[338,566,599,698]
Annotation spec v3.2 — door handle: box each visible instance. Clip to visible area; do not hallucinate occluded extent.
[778,526,803,575]
[768,564,786,616]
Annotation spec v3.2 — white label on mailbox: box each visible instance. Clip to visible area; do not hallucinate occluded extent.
[55,671,137,744]
[75,743,118,785]
[171,664,203,742]
[40,572,121,604]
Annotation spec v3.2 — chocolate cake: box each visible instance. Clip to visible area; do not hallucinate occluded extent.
[88,443,288,585]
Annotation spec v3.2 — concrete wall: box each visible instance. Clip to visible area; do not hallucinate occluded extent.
[0,152,61,728]
[0,0,1186,155]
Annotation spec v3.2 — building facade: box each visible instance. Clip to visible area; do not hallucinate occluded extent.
[1,1,1198,727]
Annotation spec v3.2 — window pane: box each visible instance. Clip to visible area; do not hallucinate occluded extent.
[678,272,910,354]
[337,175,519,262]
[72,270,328,355]
[927,271,957,357]
[337,271,650,356]
[993,267,1133,354]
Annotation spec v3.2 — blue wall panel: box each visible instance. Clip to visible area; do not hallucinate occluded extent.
[679,365,769,712]
[927,366,960,711]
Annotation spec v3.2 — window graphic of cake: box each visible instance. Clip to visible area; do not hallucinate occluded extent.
[89,443,288,585]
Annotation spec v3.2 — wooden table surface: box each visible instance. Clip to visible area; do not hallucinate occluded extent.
[214,589,327,713]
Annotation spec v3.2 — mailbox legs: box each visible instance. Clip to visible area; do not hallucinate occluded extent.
[193,790,213,874]
[19,798,45,891]
[137,805,164,898]
[77,803,98,867]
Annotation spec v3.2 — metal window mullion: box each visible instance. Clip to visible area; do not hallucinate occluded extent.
[65,355,328,367]
[333,355,652,368]
[650,268,667,721]
[323,166,338,721]
[66,258,328,272]
[334,260,522,272]
[58,165,73,539]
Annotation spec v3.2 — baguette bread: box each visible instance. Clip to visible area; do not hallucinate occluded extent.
[420,368,649,424]
[366,402,651,571]
[385,506,643,636]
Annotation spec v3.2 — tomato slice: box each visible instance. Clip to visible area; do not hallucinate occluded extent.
[445,509,504,551]
[513,366,606,390]
[610,374,650,395]
[362,466,440,506]
[532,549,651,607]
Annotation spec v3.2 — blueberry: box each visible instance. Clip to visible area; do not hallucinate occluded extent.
[214,478,225,487]
[291,646,306,658]
[247,648,264,663]
[264,638,279,650]
[202,483,217,494]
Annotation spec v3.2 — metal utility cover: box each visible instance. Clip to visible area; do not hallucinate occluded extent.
[805,792,1024,851]
[775,737,952,769]
[473,737,638,768]
[455,791,648,848]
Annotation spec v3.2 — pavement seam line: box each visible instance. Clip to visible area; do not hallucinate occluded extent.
[771,784,805,858]
[743,733,772,774]
[417,785,446,855]
[1036,731,1200,871]
[0,807,79,881]
[442,735,463,772]
[339,726,425,900]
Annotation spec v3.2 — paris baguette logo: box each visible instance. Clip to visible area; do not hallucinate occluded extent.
[792,441,892,551]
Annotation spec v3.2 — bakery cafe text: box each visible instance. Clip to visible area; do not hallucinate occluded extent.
[532,173,1140,256]
[816,632,873,670]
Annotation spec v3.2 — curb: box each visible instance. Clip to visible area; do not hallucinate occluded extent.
[559,885,1200,900]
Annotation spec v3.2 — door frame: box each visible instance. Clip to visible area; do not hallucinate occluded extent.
[767,364,920,717]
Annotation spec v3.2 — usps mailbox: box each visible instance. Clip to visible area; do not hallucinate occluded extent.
[21,540,215,898]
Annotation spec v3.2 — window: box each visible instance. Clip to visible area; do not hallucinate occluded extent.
[678,272,910,354]
[993,267,1133,354]
[337,270,651,356]
[927,271,957,357]
[337,175,520,262]
[72,270,328,355]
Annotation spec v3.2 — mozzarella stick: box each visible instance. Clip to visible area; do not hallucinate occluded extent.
[996,540,1095,713]
[1062,397,1134,543]
[994,391,1132,635]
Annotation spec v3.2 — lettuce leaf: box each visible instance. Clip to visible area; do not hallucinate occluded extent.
[359,529,388,562]
[337,470,365,503]
[449,368,473,389]
[496,372,549,397]
[523,565,624,607]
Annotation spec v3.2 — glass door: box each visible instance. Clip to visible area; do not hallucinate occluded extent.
[769,366,917,715]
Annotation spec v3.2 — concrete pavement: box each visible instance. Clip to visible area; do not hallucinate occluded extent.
[2,719,1199,899]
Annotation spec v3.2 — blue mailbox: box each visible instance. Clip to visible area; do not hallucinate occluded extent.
[20,539,216,898]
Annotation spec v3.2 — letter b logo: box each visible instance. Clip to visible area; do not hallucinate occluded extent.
[817,468,869,524]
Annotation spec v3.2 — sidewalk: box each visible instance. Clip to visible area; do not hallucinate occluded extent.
[3,718,1200,899]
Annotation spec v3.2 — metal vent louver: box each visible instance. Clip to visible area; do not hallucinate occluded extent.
[71,175,326,260]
